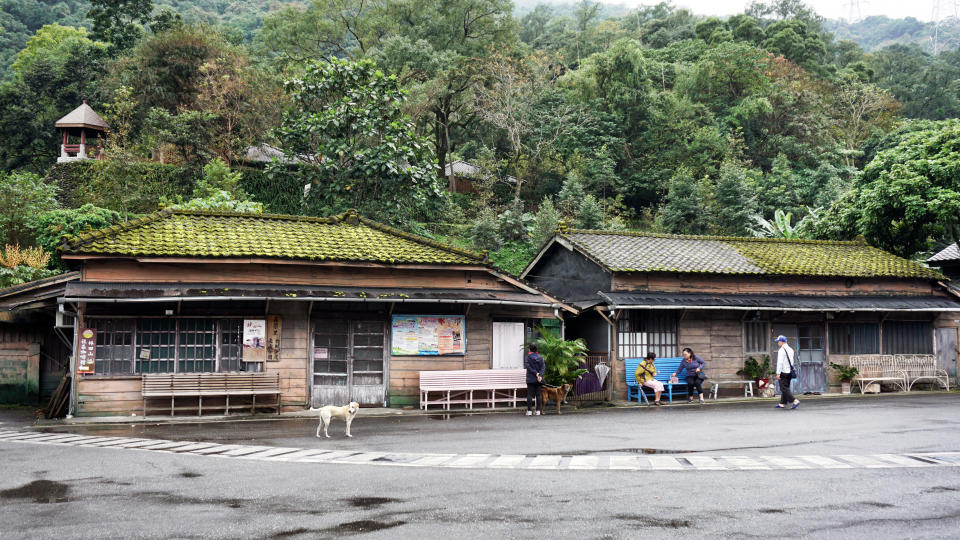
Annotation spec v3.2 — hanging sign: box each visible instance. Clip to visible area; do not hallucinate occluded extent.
[266,315,282,362]
[242,319,266,362]
[391,315,465,356]
[77,328,96,374]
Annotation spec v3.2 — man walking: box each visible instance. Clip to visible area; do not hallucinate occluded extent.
[525,343,545,416]
[775,335,800,409]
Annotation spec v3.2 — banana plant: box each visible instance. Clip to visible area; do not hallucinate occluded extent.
[752,208,818,239]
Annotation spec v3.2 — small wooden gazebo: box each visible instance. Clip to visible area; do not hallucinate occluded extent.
[55,101,109,162]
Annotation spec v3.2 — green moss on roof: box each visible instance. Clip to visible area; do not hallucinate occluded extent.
[61,209,485,265]
[560,229,943,280]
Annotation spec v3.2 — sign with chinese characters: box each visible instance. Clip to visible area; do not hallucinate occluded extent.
[266,315,282,362]
[242,319,266,362]
[77,328,96,374]
[391,315,464,355]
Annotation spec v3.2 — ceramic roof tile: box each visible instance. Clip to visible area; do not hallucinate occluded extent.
[561,230,943,279]
[928,243,960,264]
[61,209,484,265]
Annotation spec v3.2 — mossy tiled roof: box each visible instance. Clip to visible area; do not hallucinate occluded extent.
[561,230,943,279]
[61,209,485,265]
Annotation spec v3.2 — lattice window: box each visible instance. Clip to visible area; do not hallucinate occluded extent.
[798,325,824,351]
[89,319,134,375]
[219,319,244,372]
[313,320,349,386]
[829,323,879,354]
[617,311,677,359]
[178,319,217,373]
[352,321,385,386]
[744,321,769,354]
[136,319,176,373]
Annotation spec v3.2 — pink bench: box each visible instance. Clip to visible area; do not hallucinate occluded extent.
[419,369,526,410]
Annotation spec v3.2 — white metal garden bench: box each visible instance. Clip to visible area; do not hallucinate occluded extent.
[848,355,906,393]
[895,355,950,391]
[419,369,526,410]
[709,379,755,400]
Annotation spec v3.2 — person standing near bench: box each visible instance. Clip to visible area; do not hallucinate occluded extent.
[525,343,545,416]
[672,347,706,403]
[635,352,664,405]
[775,335,800,409]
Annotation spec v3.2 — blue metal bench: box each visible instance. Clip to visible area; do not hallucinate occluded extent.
[625,357,688,404]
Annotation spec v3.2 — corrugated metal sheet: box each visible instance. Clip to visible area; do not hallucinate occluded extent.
[599,292,960,311]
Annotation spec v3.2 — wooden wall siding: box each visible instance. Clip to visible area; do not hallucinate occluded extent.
[76,377,142,416]
[0,323,43,344]
[265,301,309,411]
[0,342,40,404]
[82,260,516,291]
[612,274,943,297]
[386,305,554,406]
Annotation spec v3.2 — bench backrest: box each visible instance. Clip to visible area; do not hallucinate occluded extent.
[848,355,901,378]
[894,354,938,376]
[419,369,526,390]
[142,372,280,393]
[624,357,683,386]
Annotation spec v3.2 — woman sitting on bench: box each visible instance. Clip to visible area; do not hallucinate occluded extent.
[635,352,664,406]
[673,347,707,404]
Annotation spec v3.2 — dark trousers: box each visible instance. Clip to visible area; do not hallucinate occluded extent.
[779,374,795,405]
[685,376,703,397]
[526,383,542,411]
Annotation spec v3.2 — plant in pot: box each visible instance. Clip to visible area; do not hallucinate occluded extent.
[533,326,589,388]
[737,355,773,393]
[829,363,859,394]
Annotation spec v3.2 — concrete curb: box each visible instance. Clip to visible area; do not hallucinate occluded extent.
[22,389,958,428]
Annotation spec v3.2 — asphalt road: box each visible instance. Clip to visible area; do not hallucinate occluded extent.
[2,393,959,539]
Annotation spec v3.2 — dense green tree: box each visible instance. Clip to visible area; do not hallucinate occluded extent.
[87,0,153,53]
[273,58,443,226]
[0,170,59,246]
[29,203,122,268]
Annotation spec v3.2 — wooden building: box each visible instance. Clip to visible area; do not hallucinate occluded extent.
[0,209,570,416]
[522,229,960,397]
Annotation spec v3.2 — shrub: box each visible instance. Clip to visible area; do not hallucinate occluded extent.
[29,204,122,268]
[0,170,59,246]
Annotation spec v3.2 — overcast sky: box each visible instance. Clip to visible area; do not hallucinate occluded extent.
[611,1,943,22]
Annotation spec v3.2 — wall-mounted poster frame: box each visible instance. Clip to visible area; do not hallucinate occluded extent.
[391,315,465,356]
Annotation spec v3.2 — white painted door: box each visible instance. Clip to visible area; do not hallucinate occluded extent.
[493,322,525,369]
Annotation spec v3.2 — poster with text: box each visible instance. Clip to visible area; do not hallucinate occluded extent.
[391,315,464,355]
[243,319,266,362]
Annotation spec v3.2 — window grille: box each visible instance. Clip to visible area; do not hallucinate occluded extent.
[882,321,933,354]
[744,321,769,354]
[828,323,879,354]
[617,311,677,359]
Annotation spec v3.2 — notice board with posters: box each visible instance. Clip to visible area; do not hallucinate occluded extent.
[391,315,465,356]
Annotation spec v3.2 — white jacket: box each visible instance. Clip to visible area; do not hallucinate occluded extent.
[776,344,796,375]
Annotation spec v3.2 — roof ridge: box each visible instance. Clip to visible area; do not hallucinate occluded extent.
[564,228,864,246]
[356,215,486,262]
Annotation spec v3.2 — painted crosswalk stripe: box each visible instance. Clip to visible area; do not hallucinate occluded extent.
[220,445,273,456]
[29,434,88,444]
[298,450,357,462]
[649,456,684,470]
[334,452,388,463]
[240,447,301,460]
[873,454,932,467]
[190,444,240,455]
[1,432,60,441]
[913,454,960,465]
[115,439,174,448]
[64,436,116,445]
[169,442,220,453]
[608,456,642,470]
[443,454,493,467]
[88,437,149,447]
[265,449,328,461]
[796,455,852,469]
[406,454,455,466]
[722,456,770,470]
[837,455,895,468]
[13,433,79,443]
[526,455,563,469]
[568,456,600,469]
[685,456,727,470]
[137,441,198,451]
[762,456,808,469]
[487,454,526,469]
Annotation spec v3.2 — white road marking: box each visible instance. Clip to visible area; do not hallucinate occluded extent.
[797,455,852,469]
[3,430,959,472]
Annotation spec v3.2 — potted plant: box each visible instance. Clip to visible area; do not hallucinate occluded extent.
[533,326,588,387]
[737,356,773,391]
[829,363,859,394]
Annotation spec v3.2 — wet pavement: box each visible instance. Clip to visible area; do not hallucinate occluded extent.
[2,393,959,538]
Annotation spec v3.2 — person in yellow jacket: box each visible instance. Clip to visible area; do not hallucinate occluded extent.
[635,352,664,405]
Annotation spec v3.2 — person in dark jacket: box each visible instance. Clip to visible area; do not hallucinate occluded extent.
[524,343,545,416]
[673,347,707,403]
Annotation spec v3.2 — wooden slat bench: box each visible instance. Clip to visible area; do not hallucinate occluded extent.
[625,357,686,404]
[848,355,906,394]
[419,369,526,410]
[142,373,281,416]
[895,354,950,391]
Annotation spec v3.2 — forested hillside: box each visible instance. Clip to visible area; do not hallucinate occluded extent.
[1,0,960,287]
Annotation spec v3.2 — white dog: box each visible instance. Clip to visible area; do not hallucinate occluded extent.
[312,402,359,438]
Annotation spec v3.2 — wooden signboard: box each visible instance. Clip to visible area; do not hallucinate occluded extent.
[77,328,96,374]
[266,315,282,362]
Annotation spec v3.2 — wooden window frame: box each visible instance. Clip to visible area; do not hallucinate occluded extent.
[743,321,770,354]
[828,322,880,355]
[617,311,678,359]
